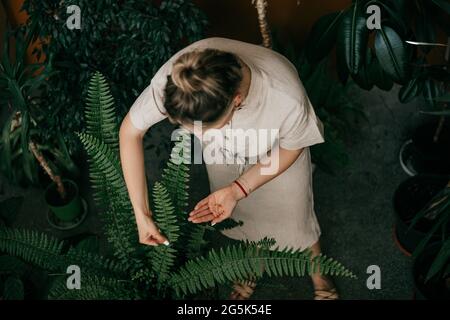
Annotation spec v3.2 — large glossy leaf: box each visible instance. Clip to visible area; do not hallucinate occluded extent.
[306,11,345,65]
[421,110,450,116]
[336,44,350,84]
[374,26,408,83]
[368,52,394,91]
[337,1,369,74]
[415,2,437,54]
[399,77,423,103]
[431,0,450,14]
[423,79,441,108]
[375,0,408,36]
[351,49,373,90]
[426,239,450,281]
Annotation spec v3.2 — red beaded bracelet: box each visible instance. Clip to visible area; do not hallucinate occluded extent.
[233,180,248,198]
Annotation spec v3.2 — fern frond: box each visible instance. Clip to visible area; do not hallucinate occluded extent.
[85,71,119,150]
[0,255,30,276]
[65,247,127,277]
[48,274,136,300]
[161,130,191,212]
[78,132,139,268]
[0,227,131,279]
[170,244,356,296]
[161,131,208,259]
[184,225,208,259]
[0,227,64,271]
[148,182,179,287]
[77,132,129,203]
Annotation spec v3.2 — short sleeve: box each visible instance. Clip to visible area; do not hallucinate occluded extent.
[129,80,167,131]
[279,96,325,150]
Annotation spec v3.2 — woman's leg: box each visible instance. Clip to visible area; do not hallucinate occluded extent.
[309,241,339,299]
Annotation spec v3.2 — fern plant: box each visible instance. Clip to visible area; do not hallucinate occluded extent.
[0,72,356,299]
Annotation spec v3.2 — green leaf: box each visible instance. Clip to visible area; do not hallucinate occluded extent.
[351,49,373,90]
[422,79,441,108]
[368,51,394,91]
[3,276,24,300]
[399,77,422,103]
[306,11,345,65]
[374,26,408,83]
[337,1,369,74]
[431,0,450,14]
[421,110,450,116]
[414,7,437,54]
[426,239,450,281]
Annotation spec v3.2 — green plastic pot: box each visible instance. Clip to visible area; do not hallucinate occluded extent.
[45,180,82,222]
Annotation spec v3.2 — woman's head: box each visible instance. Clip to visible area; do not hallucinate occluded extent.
[164,49,244,128]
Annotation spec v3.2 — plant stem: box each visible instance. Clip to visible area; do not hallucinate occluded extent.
[252,0,272,48]
[29,141,66,200]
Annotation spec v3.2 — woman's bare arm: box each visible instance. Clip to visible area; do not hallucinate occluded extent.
[189,147,304,225]
[237,147,304,194]
[119,114,168,246]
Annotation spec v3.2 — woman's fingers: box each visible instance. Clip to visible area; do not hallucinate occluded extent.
[211,212,228,226]
[190,213,215,223]
[140,232,169,247]
[189,204,209,216]
[188,207,212,221]
[194,196,210,210]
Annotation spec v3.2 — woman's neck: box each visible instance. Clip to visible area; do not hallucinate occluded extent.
[240,62,252,102]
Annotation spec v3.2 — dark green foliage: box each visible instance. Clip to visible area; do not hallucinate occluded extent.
[149,182,179,288]
[48,274,135,300]
[21,0,207,154]
[170,244,356,297]
[305,0,449,106]
[0,29,78,186]
[273,36,364,173]
[0,73,355,299]
[0,227,126,277]
[3,276,24,300]
[0,228,64,271]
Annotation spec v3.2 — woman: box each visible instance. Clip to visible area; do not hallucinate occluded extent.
[119,37,338,300]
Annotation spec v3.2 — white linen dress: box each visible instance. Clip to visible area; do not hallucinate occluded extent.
[129,37,325,250]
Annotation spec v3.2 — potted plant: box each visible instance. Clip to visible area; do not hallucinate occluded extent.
[393,174,449,255]
[413,242,450,299]
[0,28,79,186]
[409,180,450,299]
[398,38,450,176]
[0,72,358,300]
[28,141,85,228]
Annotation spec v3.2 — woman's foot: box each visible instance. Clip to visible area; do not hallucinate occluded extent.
[311,274,339,300]
[229,280,257,300]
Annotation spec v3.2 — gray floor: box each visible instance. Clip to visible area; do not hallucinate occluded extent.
[3,84,424,300]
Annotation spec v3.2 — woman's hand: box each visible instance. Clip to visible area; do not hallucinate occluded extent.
[188,183,245,225]
[135,213,169,246]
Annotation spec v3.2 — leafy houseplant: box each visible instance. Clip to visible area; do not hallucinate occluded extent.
[408,179,450,299]
[399,43,450,176]
[305,0,449,102]
[403,97,450,299]
[0,72,356,299]
[20,0,208,155]
[0,28,78,186]
[273,37,364,173]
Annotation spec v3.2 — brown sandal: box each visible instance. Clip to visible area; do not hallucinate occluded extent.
[230,280,257,300]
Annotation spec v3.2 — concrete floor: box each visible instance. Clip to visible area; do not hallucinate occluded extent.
[3,83,425,300]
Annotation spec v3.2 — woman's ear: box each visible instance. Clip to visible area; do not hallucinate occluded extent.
[233,94,243,109]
